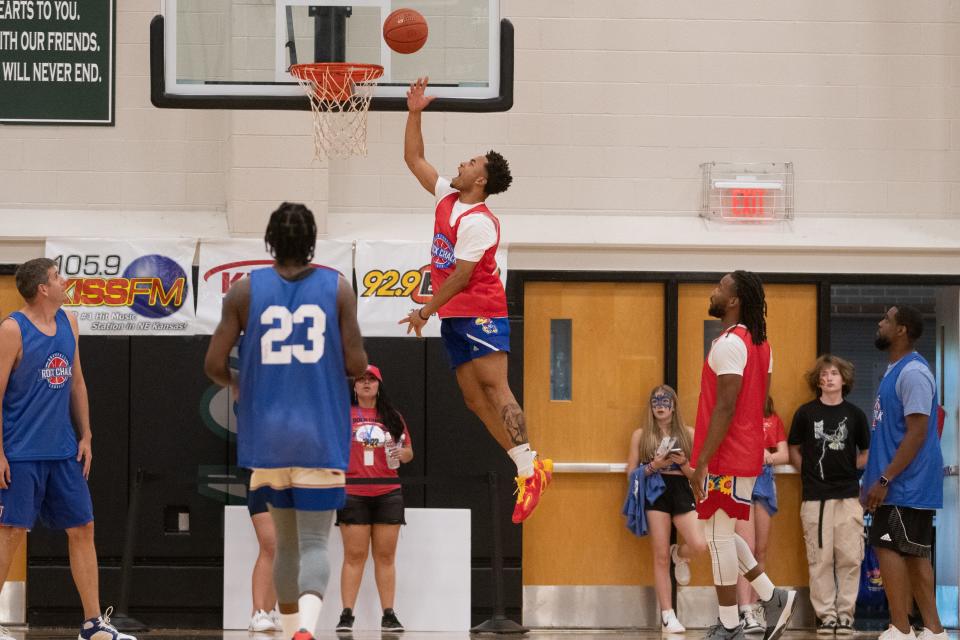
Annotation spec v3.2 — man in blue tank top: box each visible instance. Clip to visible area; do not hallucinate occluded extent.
[0,258,135,640]
[205,203,367,640]
[863,305,944,640]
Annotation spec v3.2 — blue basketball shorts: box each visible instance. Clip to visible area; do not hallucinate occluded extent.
[440,317,511,369]
[0,458,94,529]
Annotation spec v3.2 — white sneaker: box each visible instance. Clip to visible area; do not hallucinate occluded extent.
[249,610,279,633]
[269,610,282,631]
[670,543,691,586]
[662,611,686,634]
[743,605,765,635]
[916,629,947,640]
[879,625,916,640]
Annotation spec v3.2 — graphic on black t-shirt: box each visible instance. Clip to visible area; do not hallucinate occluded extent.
[813,417,848,478]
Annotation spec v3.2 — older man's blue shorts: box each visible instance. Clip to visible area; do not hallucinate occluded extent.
[440,317,511,369]
[0,458,94,529]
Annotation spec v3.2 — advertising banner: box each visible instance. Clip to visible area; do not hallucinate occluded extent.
[196,239,353,334]
[355,241,508,338]
[45,238,195,335]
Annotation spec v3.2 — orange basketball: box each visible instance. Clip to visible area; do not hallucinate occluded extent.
[383,8,428,54]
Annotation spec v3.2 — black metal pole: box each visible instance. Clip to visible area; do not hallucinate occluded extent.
[470,471,528,634]
[109,468,149,631]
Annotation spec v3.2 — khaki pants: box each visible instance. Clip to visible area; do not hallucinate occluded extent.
[800,497,865,621]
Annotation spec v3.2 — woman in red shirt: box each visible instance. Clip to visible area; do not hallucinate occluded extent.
[735,396,789,634]
[335,365,413,633]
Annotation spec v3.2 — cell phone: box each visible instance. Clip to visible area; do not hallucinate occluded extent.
[669,448,683,453]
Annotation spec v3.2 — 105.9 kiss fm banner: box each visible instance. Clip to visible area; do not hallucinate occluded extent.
[45,239,196,335]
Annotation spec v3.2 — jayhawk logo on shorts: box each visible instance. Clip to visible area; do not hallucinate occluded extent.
[475,317,498,334]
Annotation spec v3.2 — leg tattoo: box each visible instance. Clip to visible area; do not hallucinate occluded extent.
[501,403,528,446]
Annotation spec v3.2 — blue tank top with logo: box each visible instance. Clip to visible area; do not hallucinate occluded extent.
[237,267,350,469]
[863,352,942,509]
[2,310,78,461]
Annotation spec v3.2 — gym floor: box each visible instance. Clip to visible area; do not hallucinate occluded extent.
[5,631,951,640]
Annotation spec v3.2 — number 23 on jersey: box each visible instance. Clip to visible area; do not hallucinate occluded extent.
[260,304,327,364]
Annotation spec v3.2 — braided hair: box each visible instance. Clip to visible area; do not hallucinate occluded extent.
[264,202,316,266]
[731,270,767,345]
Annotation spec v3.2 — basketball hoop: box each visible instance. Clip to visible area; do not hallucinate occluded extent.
[290,62,384,159]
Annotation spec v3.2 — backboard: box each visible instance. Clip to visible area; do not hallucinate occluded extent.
[151,0,512,111]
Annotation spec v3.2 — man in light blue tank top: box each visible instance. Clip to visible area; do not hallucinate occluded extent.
[863,305,945,640]
[0,258,135,640]
[206,204,367,640]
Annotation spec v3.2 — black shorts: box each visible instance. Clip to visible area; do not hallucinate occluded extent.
[247,483,270,516]
[869,504,934,558]
[647,474,696,516]
[336,489,406,526]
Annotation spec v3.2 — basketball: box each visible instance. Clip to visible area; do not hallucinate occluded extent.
[382,8,428,54]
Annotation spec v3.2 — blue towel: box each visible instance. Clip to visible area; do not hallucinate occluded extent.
[622,465,667,537]
[752,464,778,516]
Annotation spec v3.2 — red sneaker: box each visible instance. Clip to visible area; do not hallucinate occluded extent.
[292,629,314,640]
[511,458,553,524]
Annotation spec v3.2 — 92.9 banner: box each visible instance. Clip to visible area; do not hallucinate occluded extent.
[360,265,432,304]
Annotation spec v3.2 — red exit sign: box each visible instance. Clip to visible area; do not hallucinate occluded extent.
[729,188,767,218]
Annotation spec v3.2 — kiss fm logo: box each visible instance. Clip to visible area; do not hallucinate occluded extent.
[64,255,188,319]
[41,353,72,389]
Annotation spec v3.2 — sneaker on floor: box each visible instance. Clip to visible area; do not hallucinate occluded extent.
[511,457,553,524]
[662,611,686,634]
[704,621,746,640]
[670,543,691,586]
[335,609,355,634]
[249,609,279,633]
[381,609,404,633]
[742,606,765,635]
[78,606,136,640]
[914,629,945,640]
[835,617,854,636]
[761,587,797,640]
[816,617,838,636]
[269,610,282,631]
[879,625,916,640]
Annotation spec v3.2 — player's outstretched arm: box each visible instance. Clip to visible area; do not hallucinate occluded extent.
[337,275,368,377]
[400,259,477,337]
[205,279,248,390]
[404,77,439,194]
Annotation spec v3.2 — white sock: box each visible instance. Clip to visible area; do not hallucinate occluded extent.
[661,609,675,623]
[719,604,740,630]
[297,593,323,635]
[752,573,775,602]
[508,443,535,477]
[280,613,300,638]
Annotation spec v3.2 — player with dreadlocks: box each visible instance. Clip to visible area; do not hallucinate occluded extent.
[205,202,367,640]
[689,271,797,640]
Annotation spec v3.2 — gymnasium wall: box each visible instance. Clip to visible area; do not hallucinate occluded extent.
[1,1,959,272]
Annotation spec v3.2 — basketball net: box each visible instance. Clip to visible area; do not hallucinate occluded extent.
[290,63,384,159]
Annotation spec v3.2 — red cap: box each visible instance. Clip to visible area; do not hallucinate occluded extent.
[364,364,382,381]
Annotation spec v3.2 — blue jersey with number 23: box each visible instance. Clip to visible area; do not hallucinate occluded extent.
[237,267,350,470]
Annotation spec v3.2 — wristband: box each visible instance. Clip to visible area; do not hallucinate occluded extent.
[417,308,429,320]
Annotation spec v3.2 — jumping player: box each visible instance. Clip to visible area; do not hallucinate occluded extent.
[689,272,796,640]
[205,203,367,640]
[398,77,551,524]
[0,258,135,640]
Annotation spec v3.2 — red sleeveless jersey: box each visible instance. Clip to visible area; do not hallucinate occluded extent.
[431,192,508,319]
[692,325,771,477]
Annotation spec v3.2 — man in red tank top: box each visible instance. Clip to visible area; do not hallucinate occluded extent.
[397,78,551,524]
[689,272,796,640]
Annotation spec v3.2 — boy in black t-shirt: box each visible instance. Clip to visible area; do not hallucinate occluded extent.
[788,354,870,636]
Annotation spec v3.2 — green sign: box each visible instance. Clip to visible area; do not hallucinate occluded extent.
[0,0,114,124]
